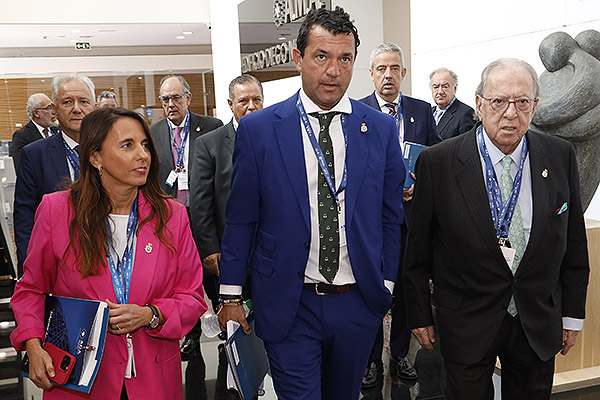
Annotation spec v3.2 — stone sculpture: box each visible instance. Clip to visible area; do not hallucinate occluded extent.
[531,29,600,211]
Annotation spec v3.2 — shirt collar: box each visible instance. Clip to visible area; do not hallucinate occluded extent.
[31,119,46,134]
[299,89,352,115]
[232,118,239,132]
[374,91,401,108]
[481,126,526,166]
[61,132,78,149]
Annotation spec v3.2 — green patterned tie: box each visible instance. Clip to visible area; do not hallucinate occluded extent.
[310,112,340,283]
[500,155,526,316]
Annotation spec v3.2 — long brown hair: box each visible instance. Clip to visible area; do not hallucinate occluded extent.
[68,107,173,277]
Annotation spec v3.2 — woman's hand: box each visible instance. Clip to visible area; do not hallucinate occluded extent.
[25,338,54,390]
[106,299,154,335]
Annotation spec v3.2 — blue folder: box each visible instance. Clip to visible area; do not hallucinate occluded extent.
[224,312,270,400]
[403,141,428,188]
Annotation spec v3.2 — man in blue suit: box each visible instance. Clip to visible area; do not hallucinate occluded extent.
[359,42,441,386]
[217,7,405,400]
[14,73,95,276]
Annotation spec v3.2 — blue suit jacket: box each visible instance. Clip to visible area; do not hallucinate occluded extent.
[14,133,71,275]
[359,92,441,146]
[219,92,406,342]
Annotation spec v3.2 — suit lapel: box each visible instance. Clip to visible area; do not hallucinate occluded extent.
[156,121,175,171]
[275,94,311,229]
[437,102,456,133]
[519,131,549,266]
[224,121,235,157]
[456,132,507,259]
[344,103,370,228]
[402,96,416,142]
[48,134,70,178]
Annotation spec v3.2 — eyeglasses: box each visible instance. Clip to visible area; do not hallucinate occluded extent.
[158,93,188,105]
[35,104,54,111]
[481,96,537,113]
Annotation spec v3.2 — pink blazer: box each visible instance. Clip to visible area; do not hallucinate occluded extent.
[11,190,207,400]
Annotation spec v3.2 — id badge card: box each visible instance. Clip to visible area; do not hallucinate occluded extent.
[166,170,178,188]
[501,246,516,269]
[178,170,189,191]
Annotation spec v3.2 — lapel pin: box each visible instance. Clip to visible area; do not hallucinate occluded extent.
[196,126,201,132]
[410,116,414,123]
[361,123,368,133]
[145,243,153,253]
[542,169,548,178]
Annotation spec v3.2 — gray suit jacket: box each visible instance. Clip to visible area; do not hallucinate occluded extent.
[150,111,222,198]
[190,120,235,258]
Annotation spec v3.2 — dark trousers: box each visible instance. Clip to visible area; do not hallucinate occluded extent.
[369,222,411,361]
[444,313,555,400]
[263,286,381,400]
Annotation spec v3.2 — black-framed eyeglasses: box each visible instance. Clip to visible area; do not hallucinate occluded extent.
[35,104,53,111]
[158,93,188,105]
[481,96,537,113]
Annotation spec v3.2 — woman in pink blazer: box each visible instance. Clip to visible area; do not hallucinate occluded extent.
[10,107,207,399]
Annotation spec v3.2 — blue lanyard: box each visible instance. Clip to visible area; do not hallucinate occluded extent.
[477,126,528,244]
[396,94,404,122]
[296,97,348,210]
[107,196,139,304]
[168,112,190,171]
[62,136,80,180]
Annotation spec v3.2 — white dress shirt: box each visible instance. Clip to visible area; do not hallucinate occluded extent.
[62,132,79,182]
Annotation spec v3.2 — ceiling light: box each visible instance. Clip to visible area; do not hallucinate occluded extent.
[98,29,116,33]
[176,35,185,40]
[183,31,193,35]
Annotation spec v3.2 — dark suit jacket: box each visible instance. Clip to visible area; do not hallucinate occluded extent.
[219,93,406,343]
[434,98,476,140]
[9,120,58,172]
[150,111,222,198]
[14,133,71,275]
[403,127,590,364]
[190,120,235,258]
[359,92,441,146]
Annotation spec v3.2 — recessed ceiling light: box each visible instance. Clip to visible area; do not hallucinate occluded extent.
[183,31,193,35]
[176,35,185,40]
[58,35,66,38]
[71,29,81,33]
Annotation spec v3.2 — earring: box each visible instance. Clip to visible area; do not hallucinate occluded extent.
[98,166,103,176]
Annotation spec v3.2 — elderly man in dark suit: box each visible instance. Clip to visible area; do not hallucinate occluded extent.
[359,42,441,386]
[150,75,222,206]
[14,73,95,276]
[404,58,589,399]
[10,93,58,172]
[429,67,475,140]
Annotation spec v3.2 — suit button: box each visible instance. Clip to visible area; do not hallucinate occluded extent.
[304,242,309,249]
[298,271,304,278]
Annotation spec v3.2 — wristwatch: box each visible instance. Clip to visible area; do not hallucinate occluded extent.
[145,304,160,329]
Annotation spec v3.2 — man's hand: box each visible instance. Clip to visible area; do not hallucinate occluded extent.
[202,253,220,276]
[403,173,416,202]
[218,304,251,335]
[561,329,579,355]
[412,325,435,350]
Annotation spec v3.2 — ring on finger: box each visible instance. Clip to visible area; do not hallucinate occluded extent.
[116,324,121,330]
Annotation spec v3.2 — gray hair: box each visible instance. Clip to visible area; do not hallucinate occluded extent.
[475,58,539,98]
[228,74,263,101]
[370,42,404,69]
[97,90,118,105]
[51,73,95,104]
[159,75,191,94]
[430,68,458,88]
[26,93,50,118]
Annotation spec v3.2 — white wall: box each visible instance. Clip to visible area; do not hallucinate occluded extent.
[410,0,600,219]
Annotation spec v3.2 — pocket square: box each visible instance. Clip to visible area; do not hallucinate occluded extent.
[555,202,568,215]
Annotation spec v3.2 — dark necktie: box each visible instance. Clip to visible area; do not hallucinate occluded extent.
[42,128,49,138]
[310,112,339,283]
[384,102,397,118]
